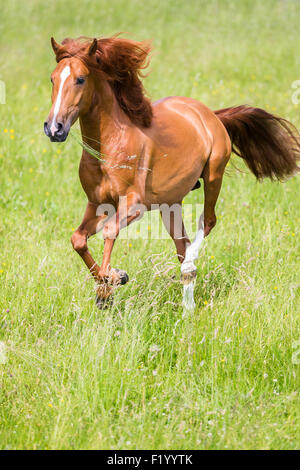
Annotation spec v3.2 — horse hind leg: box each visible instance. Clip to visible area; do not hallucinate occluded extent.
[180,212,204,280]
[179,212,205,312]
[180,150,229,275]
[202,148,230,236]
[160,204,190,264]
[180,149,230,310]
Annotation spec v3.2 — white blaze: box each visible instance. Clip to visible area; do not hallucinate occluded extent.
[50,65,71,136]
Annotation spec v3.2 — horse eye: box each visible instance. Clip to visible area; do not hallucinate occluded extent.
[50,77,54,84]
[76,77,85,85]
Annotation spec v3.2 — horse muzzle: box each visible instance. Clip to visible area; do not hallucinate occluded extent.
[44,120,69,142]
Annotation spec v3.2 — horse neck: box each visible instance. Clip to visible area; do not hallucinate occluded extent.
[79,80,131,166]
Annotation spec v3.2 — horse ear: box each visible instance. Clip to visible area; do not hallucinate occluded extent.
[88,38,98,56]
[51,37,61,55]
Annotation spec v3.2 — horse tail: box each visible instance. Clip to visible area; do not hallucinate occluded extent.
[215,105,300,181]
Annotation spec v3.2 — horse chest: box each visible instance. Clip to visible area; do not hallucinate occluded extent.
[80,177,115,205]
[79,166,124,206]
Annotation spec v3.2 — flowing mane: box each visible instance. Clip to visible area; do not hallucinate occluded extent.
[55,35,153,128]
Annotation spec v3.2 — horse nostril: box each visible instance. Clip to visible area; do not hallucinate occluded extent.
[56,122,63,133]
[44,121,50,136]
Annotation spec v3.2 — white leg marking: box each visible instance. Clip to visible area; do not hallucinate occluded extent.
[50,65,71,136]
[181,212,204,275]
[181,212,204,313]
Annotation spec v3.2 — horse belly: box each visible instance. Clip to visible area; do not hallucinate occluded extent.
[146,125,210,204]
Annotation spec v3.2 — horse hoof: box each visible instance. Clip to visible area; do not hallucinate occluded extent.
[112,268,129,285]
[95,294,113,310]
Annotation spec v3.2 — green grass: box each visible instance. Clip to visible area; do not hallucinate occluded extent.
[0,0,299,450]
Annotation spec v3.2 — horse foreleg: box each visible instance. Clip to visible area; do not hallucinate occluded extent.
[96,191,142,306]
[71,202,107,279]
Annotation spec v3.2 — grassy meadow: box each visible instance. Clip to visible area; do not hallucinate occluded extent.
[0,0,299,450]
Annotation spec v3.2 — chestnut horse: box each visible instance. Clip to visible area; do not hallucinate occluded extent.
[44,35,300,307]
